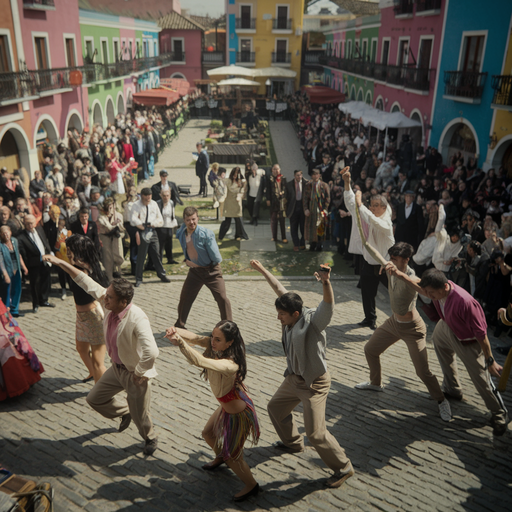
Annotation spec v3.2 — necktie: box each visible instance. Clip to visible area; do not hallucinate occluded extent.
[296,180,301,201]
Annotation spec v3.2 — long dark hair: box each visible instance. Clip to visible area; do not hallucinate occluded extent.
[66,234,109,287]
[229,166,241,183]
[202,320,247,382]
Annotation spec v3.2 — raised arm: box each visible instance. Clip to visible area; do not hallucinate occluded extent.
[173,327,210,348]
[43,253,81,279]
[250,259,287,297]
[384,261,426,296]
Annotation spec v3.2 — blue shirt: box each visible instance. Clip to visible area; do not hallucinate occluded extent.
[176,224,222,267]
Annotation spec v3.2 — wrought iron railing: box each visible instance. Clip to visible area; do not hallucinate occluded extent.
[416,0,442,12]
[0,71,38,101]
[394,0,414,15]
[444,70,487,99]
[202,51,225,63]
[491,75,512,106]
[272,18,292,30]
[236,52,255,63]
[304,51,325,64]
[272,52,291,64]
[170,51,185,62]
[235,18,256,29]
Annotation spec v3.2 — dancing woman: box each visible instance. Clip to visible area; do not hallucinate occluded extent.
[58,234,109,383]
[165,321,260,502]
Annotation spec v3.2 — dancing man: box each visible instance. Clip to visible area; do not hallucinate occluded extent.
[251,259,354,488]
[175,207,232,328]
[386,266,508,436]
[43,253,160,454]
[355,242,452,422]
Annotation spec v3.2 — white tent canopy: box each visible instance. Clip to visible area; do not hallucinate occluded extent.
[338,101,421,131]
[207,65,256,77]
[251,67,297,78]
[217,78,261,86]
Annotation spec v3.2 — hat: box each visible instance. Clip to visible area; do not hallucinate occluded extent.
[404,190,415,195]
[90,186,100,195]
[53,164,62,170]
[160,170,168,176]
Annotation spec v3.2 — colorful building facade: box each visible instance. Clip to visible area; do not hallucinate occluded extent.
[225,0,304,94]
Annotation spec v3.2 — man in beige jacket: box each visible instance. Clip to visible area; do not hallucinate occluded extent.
[43,254,159,455]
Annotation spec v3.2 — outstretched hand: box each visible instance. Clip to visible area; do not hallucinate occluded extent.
[43,254,60,266]
[314,264,331,283]
[382,261,399,276]
[250,259,266,274]
[164,326,180,346]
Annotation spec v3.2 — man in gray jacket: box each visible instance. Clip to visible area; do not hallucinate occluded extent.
[250,260,354,488]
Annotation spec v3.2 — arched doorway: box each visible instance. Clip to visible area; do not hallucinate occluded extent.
[409,111,424,149]
[126,89,133,109]
[391,102,401,113]
[357,88,364,102]
[365,91,372,105]
[440,121,478,165]
[93,102,103,127]
[67,113,83,133]
[350,84,356,101]
[117,94,125,115]
[375,97,384,111]
[34,117,59,147]
[105,97,115,125]
[490,136,512,177]
[0,126,31,173]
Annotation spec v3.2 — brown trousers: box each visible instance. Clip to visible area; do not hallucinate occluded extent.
[175,264,232,328]
[364,314,444,402]
[433,320,507,425]
[86,364,156,441]
[267,372,351,473]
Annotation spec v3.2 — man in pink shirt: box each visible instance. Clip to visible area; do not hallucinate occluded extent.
[386,266,508,436]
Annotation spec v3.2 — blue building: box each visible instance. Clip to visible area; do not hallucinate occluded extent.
[429,0,512,169]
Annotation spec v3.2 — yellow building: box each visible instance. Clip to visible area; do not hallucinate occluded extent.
[226,0,305,94]
[488,30,512,175]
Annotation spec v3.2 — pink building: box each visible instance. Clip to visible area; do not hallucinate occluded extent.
[374,0,446,146]
[18,0,87,159]
[158,11,204,84]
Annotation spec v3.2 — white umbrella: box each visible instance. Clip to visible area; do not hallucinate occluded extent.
[217,78,261,86]
[251,67,297,78]
[207,65,256,77]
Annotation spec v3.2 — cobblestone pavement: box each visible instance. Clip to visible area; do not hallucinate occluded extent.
[2,120,511,511]
[1,275,511,511]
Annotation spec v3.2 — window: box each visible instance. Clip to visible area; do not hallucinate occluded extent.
[240,38,252,62]
[381,40,390,65]
[34,36,49,69]
[418,38,433,69]
[113,40,119,62]
[143,40,149,58]
[276,5,289,29]
[136,41,140,59]
[64,37,76,67]
[129,40,133,59]
[276,39,287,61]
[101,39,108,64]
[397,39,409,67]
[354,41,360,59]
[371,40,377,62]
[0,35,12,73]
[154,41,157,57]
[240,5,252,29]
[460,35,485,72]
[85,39,94,62]
[172,38,184,61]
[346,40,352,59]
[362,40,368,60]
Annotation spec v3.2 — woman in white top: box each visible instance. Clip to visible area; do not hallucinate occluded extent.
[165,321,260,502]
[218,167,248,241]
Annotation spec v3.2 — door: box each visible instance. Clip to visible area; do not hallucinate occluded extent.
[276,40,287,62]
[381,40,389,65]
[277,6,288,29]
[102,40,108,64]
[240,39,251,62]
[34,37,49,69]
[461,35,485,72]
[362,40,367,61]
[240,5,252,29]
[113,40,119,62]
[0,35,11,72]
[65,38,76,67]
[371,40,377,62]
[397,40,409,67]
[418,39,432,70]
[173,39,183,61]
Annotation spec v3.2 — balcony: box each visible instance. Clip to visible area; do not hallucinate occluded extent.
[443,70,487,104]
[235,18,256,31]
[416,0,442,15]
[23,0,55,10]
[491,75,512,111]
[170,51,185,63]
[202,51,225,65]
[272,18,292,32]
[272,52,291,66]
[0,54,174,103]
[236,52,255,65]
[304,51,325,64]
[394,0,414,18]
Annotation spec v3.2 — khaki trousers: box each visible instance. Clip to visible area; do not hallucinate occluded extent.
[433,320,507,425]
[86,364,156,441]
[365,314,444,402]
[267,372,351,473]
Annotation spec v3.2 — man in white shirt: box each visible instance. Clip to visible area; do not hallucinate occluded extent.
[246,162,266,226]
[343,168,394,329]
[130,187,170,287]
[156,189,178,265]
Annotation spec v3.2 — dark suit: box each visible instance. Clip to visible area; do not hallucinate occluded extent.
[394,202,424,250]
[151,181,183,205]
[195,151,209,196]
[17,227,52,308]
[133,137,150,182]
[285,177,307,249]
[70,219,101,254]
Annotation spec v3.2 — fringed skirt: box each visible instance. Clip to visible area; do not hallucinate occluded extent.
[213,386,260,461]
[76,306,105,345]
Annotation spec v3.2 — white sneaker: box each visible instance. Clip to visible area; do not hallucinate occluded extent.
[438,399,452,422]
[355,381,383,392]
[61,289,67,300]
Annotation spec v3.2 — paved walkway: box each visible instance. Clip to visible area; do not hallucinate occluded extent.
[269,120,308,180]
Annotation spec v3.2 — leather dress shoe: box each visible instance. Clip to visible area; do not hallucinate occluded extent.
[12,313,24,318]
[118,414,132,433]
[160,275,171,283]
[135,280,142,288]
[41,302,55,308]
[167,259,179,265]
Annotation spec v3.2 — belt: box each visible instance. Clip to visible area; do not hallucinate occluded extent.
[115,363,127,370]
[459,339,478,346]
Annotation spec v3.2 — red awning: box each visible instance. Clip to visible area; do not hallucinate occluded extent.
[302,86,345,105]
[133,89,180,106]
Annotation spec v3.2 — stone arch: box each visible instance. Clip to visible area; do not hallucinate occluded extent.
[105,95,115,125]
[0,123,32,173]
[356,88,364,102]
[116,91,125,115]
[92,100,104,127]
[171,72,186,80]
[489,134,512,175]
[390,101,401,113]
[65,109,84,133]
[438,117,479,165]
[33,114,59,148]
[365,90,372,105]
[410,108,424,148]
[374,95,384,111]
[350,84,356,101]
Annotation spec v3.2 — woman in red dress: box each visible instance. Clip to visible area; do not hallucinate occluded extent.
[0,299,44,400]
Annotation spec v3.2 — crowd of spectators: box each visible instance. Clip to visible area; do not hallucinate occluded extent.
[287,91,512,335]
[0,95,197,315]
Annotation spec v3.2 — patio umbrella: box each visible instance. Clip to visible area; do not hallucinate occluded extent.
[207,65,256,77]
[217,78,261,86]
[251,67,297,78]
